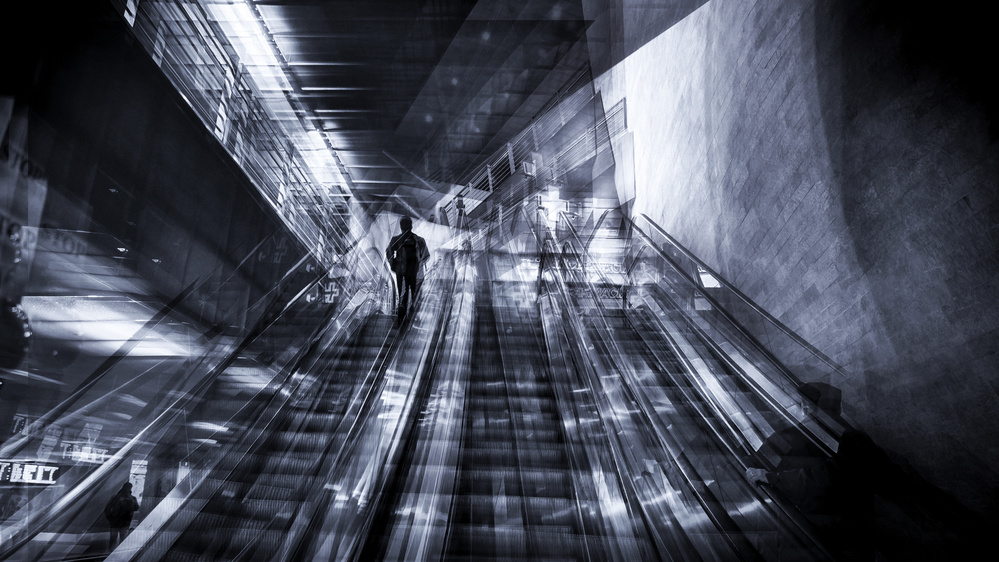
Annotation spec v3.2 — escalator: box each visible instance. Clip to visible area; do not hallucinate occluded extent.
[8,201,982,560]
[441,257,591,560]
[581,306,829,561]
[125,310,395,561]
[362,250,654,561]
[271,252,462,562]
[623,299,985,561]
[541,210,829,560]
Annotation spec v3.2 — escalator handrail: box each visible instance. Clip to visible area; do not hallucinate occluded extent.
[271,301,431,560]
[354,248,476,562]
[631,213,848,379]
[621,214,851,444]
[339,251,464,561]
[5,223,387,460]
[104,291,382,562]
[538,218,759,560]
[0,260,379,558]
[551,211,839,558]
[480,250,599,562]
[528,213,681,559]
[559,209,842,452]
[0,244,315,461]
[275,252,461,562]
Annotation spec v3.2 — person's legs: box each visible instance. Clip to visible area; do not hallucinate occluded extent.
[399,272,419,321]
[396,272,408,321]
[406,272,419,310]
[109,526,124,549]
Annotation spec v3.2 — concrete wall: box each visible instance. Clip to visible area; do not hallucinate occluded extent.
[597,0,999,518]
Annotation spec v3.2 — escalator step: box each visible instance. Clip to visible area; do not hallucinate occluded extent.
[258,451,322,474]
[269,430,327,452]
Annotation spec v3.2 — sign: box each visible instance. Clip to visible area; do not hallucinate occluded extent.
[0,460,59,485]
[36,425,62,461]
[130,459,148,504]
[566,283,623,300]
[257,236,290,265]
[322,281,339,304]
[592,261,624,274]
[10,414,31,435]
[307,281,340,306]
[61,443,109,464]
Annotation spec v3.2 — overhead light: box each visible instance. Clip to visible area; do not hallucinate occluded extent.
[205,1,281,67]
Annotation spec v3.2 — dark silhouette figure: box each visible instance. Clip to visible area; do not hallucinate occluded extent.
[386,216,429,324]
[747,383,986,561]
[103,482,139,550]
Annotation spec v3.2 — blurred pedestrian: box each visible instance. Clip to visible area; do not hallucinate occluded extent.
[104,482,139,549]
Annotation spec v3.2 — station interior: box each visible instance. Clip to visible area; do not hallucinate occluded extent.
[0,0,997,560]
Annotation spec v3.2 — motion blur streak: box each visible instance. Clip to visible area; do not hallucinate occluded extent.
[0,201,974,561]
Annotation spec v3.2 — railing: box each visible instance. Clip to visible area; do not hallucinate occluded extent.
[544,209,837,559]
[536,246,673,560]
[444,71,628,224]
[545,209,847,450]
[279,247,463,561]
[627,213,849,422]
[546,212,780,560]
[351,247,475,562]
[110,292,381,562]
[0,224,391,558]
[108,0,352,267]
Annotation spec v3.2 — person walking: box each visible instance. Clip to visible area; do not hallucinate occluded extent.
[386,216,429,324]
[104,481,139,550]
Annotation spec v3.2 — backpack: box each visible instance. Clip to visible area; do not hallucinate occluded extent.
[391,233,421,274]
[104,493,133,522]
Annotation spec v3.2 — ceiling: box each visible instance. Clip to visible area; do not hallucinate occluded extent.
[219,0,594,215]
[114,0,707,251]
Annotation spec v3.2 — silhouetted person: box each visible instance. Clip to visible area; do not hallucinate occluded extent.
[747,383,986,561]
[386,216,429,324]
[104,482,139,550]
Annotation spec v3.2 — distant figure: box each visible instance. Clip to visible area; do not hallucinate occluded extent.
[386,216,429,324]
[104,482,139,549]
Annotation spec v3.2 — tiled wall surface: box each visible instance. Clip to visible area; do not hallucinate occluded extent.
[602,0,999,517]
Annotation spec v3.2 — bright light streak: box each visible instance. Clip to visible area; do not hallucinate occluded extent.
[205,2,282,67]
[20,295,200,357]
[118,394,148,408]
[205,1,346,188]
[188,421,230,432]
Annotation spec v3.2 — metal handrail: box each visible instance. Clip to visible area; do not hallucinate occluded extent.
[112,293,381,562]
[549,212,772,558]
[633,213,847,379]
[543,211,836,559]
[278,250,461,561]
[0,233,387,557]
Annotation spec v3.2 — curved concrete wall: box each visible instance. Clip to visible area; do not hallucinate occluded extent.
[598,0,999,517]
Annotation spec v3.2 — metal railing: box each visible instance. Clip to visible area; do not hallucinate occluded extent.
[627,213,850,413]
[0,226,390,558]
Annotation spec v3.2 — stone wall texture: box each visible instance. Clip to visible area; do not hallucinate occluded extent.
[600,0,999,518]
